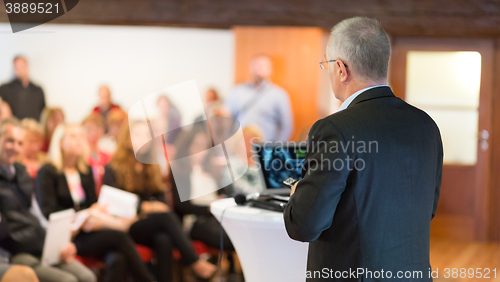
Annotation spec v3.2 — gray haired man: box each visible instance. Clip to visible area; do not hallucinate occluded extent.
[284,17,443,281]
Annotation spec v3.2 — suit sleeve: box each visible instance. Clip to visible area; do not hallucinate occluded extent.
[431,128,443,220]
[284,119,351,242]
[35,165,59,219]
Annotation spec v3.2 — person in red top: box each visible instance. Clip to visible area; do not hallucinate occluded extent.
[82,114,110,195]
[91,86,120,133]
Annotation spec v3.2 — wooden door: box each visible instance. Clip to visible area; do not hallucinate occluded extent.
[390,38,494,241]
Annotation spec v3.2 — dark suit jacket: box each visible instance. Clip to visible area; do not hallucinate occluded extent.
[284,86,443,281]
[0,163,45,256]
[36,163,97,219]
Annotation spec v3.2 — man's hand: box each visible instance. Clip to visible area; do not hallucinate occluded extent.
[290,181,300,196]
[59,243,77,263]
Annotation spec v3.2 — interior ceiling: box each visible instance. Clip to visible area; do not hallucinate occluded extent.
[1,0,499,37]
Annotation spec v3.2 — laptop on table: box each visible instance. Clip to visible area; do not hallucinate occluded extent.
[249,142,307,211]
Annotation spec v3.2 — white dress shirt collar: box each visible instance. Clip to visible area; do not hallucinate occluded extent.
[338,85,389,112]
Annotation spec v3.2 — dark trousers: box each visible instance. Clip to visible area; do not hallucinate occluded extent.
[128,212,199,282]
[74,230,154,282]
[190,215,234,251]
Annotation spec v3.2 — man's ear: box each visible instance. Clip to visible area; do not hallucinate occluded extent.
[338,61,349,82]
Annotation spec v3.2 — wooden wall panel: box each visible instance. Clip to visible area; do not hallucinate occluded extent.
[233,26,324,141]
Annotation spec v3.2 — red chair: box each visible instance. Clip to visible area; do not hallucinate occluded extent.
[76,244,154,275]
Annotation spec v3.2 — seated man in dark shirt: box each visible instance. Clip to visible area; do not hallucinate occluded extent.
[0,213,39,282]
[0,118,95,282]
[0,56,46,121]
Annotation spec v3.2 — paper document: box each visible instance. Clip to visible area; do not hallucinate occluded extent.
[98,185,139,219]
[41,209,75,266]
[71,210,90,231]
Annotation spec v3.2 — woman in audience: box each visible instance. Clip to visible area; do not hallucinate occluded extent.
[36,124,155,282]
[169,122,234,252]
[98,108,127,155]
[82,114,111,194]
[229,125,264,195]
[102,122,217,282]
[40,107,65,152]
[19,118,46,180]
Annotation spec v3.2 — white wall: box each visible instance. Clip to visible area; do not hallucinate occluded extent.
[0,24,235,123]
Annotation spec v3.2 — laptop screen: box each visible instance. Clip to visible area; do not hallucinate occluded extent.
[252,143,307,193]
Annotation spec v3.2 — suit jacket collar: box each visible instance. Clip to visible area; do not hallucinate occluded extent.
[346,86,395,109]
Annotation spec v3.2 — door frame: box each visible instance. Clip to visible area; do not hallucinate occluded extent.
[389,38,494,241]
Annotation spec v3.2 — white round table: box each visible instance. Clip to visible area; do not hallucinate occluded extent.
[211,198,309,282]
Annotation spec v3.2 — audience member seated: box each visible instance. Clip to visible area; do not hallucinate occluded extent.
[40,107,65,153]
[82,114,110,194]
[0,212,39,282]
[0,56,46,121]
[229,125,264,195]
[102,122,217,282]
[36,123,156,282]
[195,88,225,123]
[98,108,127,155]
[170,123,234,252]
[19,119,46,180]
[91,86,120,134]
[0,118,96,282]
[155,95,181,145]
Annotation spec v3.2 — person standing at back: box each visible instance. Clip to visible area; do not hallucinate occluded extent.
[0,56,46,121]
[284,17,443,281]
[225,55,294,141]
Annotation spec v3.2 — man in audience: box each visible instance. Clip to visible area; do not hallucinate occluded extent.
[0,212,39,282]
[91,86,120,133]
[0,118,96,282]
[225,55,293,141]
[0,56,46,121]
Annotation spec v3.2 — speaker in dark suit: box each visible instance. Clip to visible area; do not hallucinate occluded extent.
[284,17,443,282]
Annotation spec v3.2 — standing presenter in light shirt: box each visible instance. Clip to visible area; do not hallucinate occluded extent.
[225,55,294,142]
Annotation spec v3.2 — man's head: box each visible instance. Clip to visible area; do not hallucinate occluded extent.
[326,17,391,101]
[0,118,24,167]
[13,56,29,82]
[98,86,112,110]
[250,55,273,83]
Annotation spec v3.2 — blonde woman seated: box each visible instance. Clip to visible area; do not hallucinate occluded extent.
[36,124,155,282]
